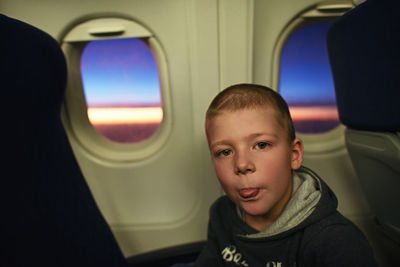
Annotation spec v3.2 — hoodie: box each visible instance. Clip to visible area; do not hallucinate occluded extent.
[194,166,377,267]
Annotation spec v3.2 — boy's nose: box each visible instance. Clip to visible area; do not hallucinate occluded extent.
[234,151,255,175]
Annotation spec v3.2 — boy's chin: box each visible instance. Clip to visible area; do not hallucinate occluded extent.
[239,201,270,218]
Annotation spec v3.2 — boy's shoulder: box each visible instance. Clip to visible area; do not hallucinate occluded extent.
[208,195,259,238]
[209,195,235,217]
[300,211,377,266]
[208,195,244,230]
[302,210,366,241]
[211,195,232,206]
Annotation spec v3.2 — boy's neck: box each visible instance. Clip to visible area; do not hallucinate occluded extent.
[245,214,275,232]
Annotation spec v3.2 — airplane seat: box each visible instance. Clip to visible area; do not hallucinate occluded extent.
[0,13,204,266]
[0,13,128,266]
[327,0,400,244]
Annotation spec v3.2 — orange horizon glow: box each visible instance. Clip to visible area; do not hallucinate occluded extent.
[289,106,338,121]
[87,106,337,125]
[88,107,163,125]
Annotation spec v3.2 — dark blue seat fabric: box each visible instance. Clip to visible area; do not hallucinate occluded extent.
[327,0,400,244]
[0,14,127,267]
[327,0,400,132]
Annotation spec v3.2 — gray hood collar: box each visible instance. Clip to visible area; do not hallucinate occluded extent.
[239,166,322,238]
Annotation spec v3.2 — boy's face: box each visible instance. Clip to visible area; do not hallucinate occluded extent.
[206,108,303,229]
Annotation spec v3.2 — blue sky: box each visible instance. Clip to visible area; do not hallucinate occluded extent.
[81,38,161,107]
[279,22,336,106]
[81,22,335,109]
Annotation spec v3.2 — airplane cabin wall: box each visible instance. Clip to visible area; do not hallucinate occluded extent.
[1,0,222,256]
[2,0,397,264]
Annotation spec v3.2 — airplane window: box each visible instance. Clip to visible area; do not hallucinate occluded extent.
[279,22,339,134]
[81,38,163,143]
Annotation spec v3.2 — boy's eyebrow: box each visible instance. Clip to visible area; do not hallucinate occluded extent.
[209,133,279,148]
[209,140,229,149]
[247,132,279,139]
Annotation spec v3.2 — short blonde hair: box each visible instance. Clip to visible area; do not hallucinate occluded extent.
[206,83,296,142]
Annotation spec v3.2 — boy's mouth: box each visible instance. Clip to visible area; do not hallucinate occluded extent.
[239,188,260,199]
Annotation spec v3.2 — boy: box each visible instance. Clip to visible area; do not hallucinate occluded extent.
[194,84,377,266]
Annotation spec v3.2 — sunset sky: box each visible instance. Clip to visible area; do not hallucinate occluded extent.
[81,38,161,108]
[81,22,337,127]
[279,22,336,107]
[87,107,163,124]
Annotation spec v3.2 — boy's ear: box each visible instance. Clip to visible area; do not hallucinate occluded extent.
[291,138,304,170]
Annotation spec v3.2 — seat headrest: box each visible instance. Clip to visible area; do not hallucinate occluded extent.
[327,0,400,131]
[1,14,67,119]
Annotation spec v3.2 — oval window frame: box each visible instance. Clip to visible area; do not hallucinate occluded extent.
[60,17,172,162]
[271,1,354,153]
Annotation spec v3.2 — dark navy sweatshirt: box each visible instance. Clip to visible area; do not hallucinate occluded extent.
[194,166,378,267]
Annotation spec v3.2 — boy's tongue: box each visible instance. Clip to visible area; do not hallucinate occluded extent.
[239,188,259,198]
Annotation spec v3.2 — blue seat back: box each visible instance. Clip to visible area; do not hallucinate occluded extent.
[327,0,400,243]
[327,0,400,131]
[0,14,127,267]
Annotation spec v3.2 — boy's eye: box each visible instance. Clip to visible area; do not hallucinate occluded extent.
[217,149,232,157]
[256,142,269,149]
